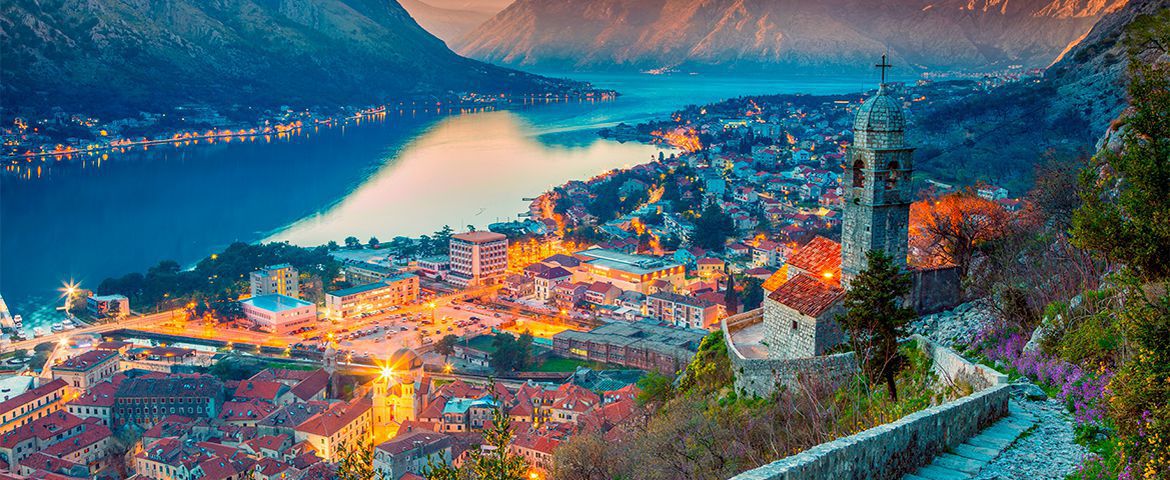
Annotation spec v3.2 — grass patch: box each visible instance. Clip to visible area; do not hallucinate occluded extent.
[463,335,498,354]
[531,355,612,373]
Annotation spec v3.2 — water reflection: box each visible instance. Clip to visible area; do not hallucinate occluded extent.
[267,110,663,245]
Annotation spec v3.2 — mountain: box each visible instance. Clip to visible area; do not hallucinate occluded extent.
[455,0,1130,72]
[398,0,510,44]
[908,0,1167,190]
[0,0,569,117]
[1046,0,1169,134]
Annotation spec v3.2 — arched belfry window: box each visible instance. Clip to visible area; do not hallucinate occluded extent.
[885,161,899,190]
[852,160,865,188]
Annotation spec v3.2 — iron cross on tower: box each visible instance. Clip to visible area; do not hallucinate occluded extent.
[876,54,892,84]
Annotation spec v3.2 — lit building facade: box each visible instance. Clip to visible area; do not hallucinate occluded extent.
[241,294,317,335]
[325,274,420,321]
[448,231,508,288]
[576,248,685,294]
[250,263,299,298]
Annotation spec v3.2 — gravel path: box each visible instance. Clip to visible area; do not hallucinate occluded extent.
[973,390,1088,480]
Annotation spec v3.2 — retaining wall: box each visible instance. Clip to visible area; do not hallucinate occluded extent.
[914,334,1008,391]
[731,384,1012,480]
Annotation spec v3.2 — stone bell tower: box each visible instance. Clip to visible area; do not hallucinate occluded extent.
[841,55,914,286]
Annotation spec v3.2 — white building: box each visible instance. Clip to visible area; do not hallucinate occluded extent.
[448,231,508,288]
[86,294,129,318]
[241,294,316,335]
[250,264,299,298]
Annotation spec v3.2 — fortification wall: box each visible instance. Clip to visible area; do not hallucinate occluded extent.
[913,333,1008,391]
[731,384,1011,480]
[723,309,858,398]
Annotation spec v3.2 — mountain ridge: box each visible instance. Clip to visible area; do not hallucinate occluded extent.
[455,0,1130,72]
[0,0,569,118]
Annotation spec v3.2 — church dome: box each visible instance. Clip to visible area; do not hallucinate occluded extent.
[853,85,906,150]
[386,347,422,370]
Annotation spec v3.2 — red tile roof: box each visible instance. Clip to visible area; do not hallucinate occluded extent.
[42,424,112,457]
[296,398,371,437]
[67,381,117,407]
[0,379,67,417]
[290,370,329,401]
[54,350,118,372]
[785,236,841,283]
[234,380,288,402]
[767,273,845,317]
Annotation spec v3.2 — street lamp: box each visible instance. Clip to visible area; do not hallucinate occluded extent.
[60,280,79,313]
[428,302,437,322]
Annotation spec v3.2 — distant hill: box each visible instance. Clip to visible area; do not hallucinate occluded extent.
[456,0,1129,73]
[0,0,569,117]
[397,0,494,45]
[399,0,512,44]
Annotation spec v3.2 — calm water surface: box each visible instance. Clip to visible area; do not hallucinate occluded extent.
[1,72,884,320]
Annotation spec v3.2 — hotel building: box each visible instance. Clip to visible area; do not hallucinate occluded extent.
[448,231,508,288]
[250,263,299,298]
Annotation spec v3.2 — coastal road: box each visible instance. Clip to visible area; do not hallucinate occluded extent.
[2,309,183,353]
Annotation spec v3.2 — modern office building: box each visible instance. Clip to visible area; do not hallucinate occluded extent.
[448,231,508,288]
[250,263,299,298]
[576,248,685,294]
[325,274,420,321]
[344,262,397,285]
[241,294,317,335]
[552,321,706,375]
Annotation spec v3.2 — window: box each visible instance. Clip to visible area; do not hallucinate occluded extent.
[792,321,798,331]
[851,160,865,187]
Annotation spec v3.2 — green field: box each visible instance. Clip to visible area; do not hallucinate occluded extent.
[531,355,612,373]
[463,335,499,353]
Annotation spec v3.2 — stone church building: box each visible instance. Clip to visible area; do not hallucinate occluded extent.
[757,72,961,362]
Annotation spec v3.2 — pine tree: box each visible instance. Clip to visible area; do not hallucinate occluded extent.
[836,250,916,401]
[425,405,529,480]
[723,271,739,314]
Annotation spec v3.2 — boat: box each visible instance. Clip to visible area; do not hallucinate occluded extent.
[13,315,22,327]
[51,323,64,332]
[33,327,45,337]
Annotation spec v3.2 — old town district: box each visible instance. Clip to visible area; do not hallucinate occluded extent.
[0,77,1024,480]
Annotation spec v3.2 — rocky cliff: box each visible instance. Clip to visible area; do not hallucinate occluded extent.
[0,0,568,117]
[455,0,1129,72]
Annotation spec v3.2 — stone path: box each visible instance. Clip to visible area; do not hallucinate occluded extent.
[972,394,1088,479]
[903,402,1036,480]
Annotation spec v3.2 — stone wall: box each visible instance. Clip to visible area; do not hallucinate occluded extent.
[914,334,1008,391]
[723,309,858,398]
[734,351,859,398]
[730,384,1012,480]
[910,265,962,314]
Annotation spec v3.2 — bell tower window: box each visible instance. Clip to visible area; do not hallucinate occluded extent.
[852,160,865,188]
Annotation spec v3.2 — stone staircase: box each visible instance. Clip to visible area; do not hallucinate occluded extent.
[904,402,1037,480]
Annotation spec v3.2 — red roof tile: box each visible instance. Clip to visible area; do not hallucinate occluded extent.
[785,236,841,283]
[767,273,845,317]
